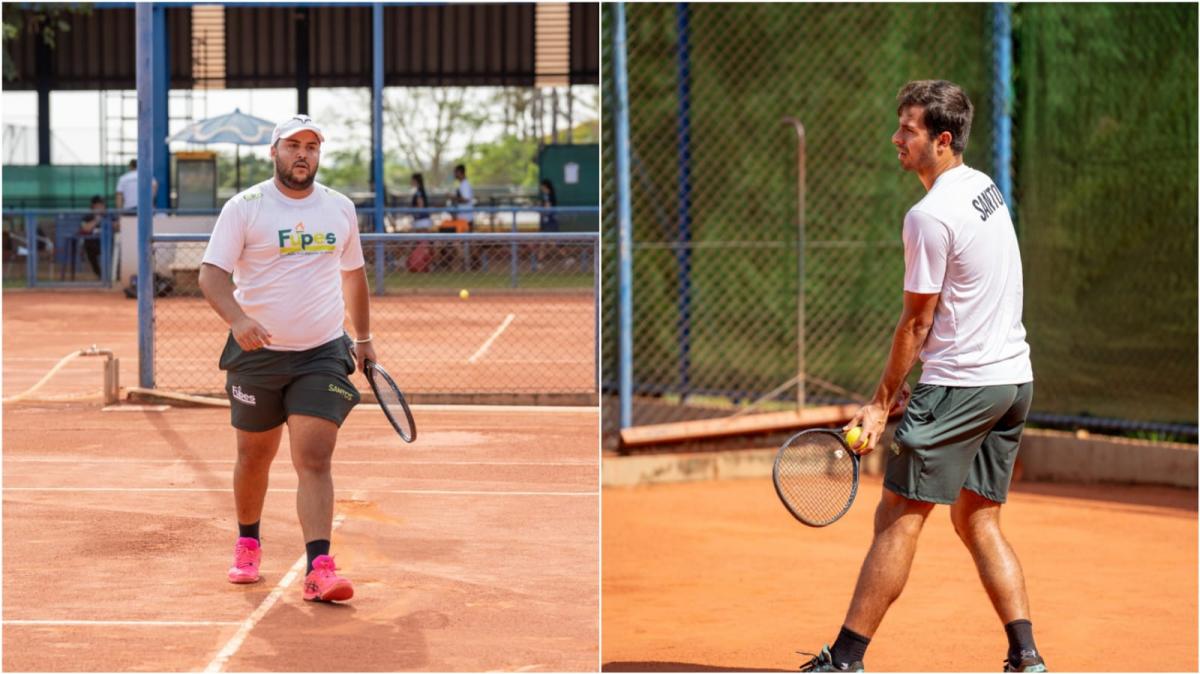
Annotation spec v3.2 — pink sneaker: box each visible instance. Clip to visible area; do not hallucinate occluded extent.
[302,555,353,602]
[227,537,261,584]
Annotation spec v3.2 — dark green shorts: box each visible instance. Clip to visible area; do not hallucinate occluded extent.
[884,381,1034,505]
[219,333,361,432]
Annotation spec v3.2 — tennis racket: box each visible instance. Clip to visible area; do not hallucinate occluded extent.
[364,359,416,443]
[772,428,859,527]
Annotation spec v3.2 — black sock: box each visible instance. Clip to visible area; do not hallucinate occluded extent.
[830,626,870,667]
[1004,619,1038,661]
[305,539,331,573]
[238,520,260,542]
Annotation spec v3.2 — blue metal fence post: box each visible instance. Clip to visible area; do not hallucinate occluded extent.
[594,234,600,393]
[614,3,635,430]
[100,216,113,287]
[24,213,36,287]
[152,4,170,210]
[372,3,386,296]
[675,2,694,400]
[136,3,156,388]
[510,210,518,288]
[993,3,1015,225]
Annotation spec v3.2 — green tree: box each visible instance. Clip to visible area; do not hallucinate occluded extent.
[2,4,91,81]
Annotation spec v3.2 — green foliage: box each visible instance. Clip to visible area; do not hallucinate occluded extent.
[2,3,91,81]
[462,134,540,190]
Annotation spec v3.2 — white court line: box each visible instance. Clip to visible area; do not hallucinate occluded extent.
[4,487,597,496]
[4,619,240,627]
[407,403,596,413]
[204,496,356,673]
[3,458,595,467]
[467,313,516,364]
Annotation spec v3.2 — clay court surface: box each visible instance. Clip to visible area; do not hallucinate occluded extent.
[603,475,1198,672]
[156,291,595,396]
[3,291,599,671]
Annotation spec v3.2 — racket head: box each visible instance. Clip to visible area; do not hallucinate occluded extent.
[771,428,860,527]
[364,360,416,443]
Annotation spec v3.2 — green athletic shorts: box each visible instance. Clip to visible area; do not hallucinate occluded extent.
[884,381,1034,505]
[218,333,361,432]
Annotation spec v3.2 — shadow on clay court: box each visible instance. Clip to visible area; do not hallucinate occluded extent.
[1009,480,1197,514]
[231,600,443,671]
[146,411,227,491]
[603,662,792,672]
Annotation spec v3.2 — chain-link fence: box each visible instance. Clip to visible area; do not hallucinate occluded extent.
[152,230,598,404]
[603,3,1197,446]
[1015,4,1198,427]
[603,3,997,444]
[3,211,116,288]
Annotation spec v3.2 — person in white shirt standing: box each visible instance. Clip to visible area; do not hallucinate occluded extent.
[198,114,376,603]
[800,81,1044,673]
[114,158,158,284]
[114,158,158,212]
[453,163,475,229]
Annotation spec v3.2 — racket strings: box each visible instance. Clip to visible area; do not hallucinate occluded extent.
[775,437,856,525]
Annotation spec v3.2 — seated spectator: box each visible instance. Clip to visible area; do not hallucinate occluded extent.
[540,179,559,232]
[79,195,107,277]
[410,173,432,231]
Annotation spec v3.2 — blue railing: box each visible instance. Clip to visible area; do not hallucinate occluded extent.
[1,209,117,288]
[2,204,598,289]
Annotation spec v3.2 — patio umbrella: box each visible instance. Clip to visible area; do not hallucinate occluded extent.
[167,108,275,191]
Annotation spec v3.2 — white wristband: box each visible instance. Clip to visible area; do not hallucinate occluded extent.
[353,334,373,344]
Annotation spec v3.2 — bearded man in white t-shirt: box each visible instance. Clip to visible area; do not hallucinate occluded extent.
[198,115,376,603]
[800,81,1044,673]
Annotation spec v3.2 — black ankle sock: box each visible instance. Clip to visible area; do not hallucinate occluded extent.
[238,520,260,542]
[830,626,870,667]
[305,539,331,573]
[1004,619,1038,661]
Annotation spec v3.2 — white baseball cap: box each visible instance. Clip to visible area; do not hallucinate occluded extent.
[271,114,325,145]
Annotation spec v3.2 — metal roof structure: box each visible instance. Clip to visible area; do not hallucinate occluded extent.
[4,3,599,91]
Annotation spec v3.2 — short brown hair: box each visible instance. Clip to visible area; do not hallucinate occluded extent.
[896,80,974,155]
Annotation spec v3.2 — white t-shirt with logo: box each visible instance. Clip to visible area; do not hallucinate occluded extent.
[902,164,1033,386]
[201,179,365,351]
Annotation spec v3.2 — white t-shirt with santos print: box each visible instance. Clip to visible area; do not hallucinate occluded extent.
[202,179,365,351]
[902,164,1033,386]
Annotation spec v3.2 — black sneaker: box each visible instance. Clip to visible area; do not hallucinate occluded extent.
[798,645,864,672]
[1003,650,1047,672]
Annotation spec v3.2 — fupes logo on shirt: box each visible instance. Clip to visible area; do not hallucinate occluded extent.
[277,222,337,255]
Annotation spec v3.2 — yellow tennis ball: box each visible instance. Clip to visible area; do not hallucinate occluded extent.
[845,426,865,449]
[459,289,469,300]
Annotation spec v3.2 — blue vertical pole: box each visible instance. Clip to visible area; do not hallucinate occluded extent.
[510,210,519,288]
[992,3,1014,223]
[372,3,386,296]
[674,3,693,400]
[136,3,155,388]
[614,3,635,429]
[24,213,36,287]
[152,5,170,210]
[594,234,600,392]
[100,216,112,286]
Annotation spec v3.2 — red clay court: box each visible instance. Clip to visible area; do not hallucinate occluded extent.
[3,291,599,671]
[603,474,1197,672]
